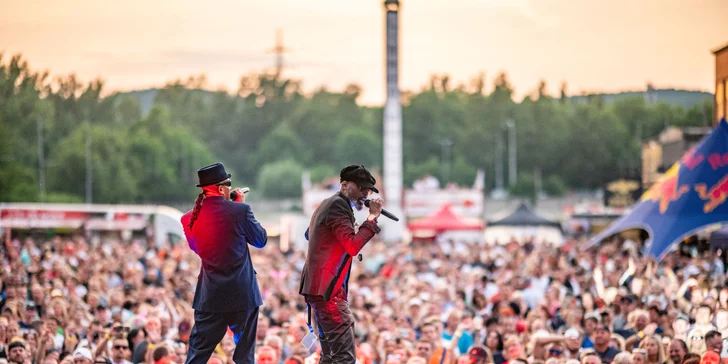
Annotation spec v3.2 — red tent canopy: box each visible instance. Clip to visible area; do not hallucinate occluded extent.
[407,204,484,232]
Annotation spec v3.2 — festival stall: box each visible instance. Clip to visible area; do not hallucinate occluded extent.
[485,203,564,246]
[407,203,484,243]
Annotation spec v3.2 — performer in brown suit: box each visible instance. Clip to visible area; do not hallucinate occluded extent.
[298,164,384,364]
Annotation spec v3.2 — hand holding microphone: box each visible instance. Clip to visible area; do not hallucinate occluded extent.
[366,198,383,216]
[363,198,399,221]
[230,187,250,202]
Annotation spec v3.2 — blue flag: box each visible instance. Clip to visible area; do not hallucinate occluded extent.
[587,118,728,258]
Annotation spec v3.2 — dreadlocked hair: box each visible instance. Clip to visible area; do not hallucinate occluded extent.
[188,192,205,230]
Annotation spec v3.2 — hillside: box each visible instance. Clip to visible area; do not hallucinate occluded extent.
[568,88,712,109]
[122,87,714,116]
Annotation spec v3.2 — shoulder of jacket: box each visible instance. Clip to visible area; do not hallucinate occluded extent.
[228,201,250,212]
[329,195,350,209]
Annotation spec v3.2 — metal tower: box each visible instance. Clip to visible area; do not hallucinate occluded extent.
[382,0,405,242]
[267,28,290,77]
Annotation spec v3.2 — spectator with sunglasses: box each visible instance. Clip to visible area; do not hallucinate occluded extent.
[181,162,268,364]
[109,336,131,364]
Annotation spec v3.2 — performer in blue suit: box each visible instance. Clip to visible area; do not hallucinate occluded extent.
[181,162,268,364]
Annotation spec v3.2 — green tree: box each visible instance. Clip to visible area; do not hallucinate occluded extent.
[257,159,304,198]
[309,164,337,183]
[334,127,381,168]
[1,53,719,204]
[255,123,311,167]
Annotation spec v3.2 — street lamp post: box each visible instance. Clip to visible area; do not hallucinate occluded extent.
[506,119,517,186]
[440,137,453,184]
[495,133,504,191]
[37,117,46,203]
[85,117,93,204]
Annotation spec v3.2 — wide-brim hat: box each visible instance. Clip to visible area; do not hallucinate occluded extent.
[339,164,379,193]
[196,162,232,187]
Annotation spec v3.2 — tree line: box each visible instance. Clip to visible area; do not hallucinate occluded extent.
[0,54,714,204]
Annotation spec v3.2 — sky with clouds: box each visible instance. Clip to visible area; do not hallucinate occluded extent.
[1,0,727,105]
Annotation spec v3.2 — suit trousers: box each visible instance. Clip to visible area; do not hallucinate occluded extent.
[185,307,259,364]
[306,288,356,364]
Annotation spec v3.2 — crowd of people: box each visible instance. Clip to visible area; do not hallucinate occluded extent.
[0,230,726,364]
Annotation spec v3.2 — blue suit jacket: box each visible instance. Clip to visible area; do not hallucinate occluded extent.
[181,196,267,312]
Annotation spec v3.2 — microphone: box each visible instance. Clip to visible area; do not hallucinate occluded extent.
[230,187,250,201]
[363,199,399,221]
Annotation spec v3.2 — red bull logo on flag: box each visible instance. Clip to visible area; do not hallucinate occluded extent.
[695,175,728,213]
[587,118,728,258]
[640,164,689,214]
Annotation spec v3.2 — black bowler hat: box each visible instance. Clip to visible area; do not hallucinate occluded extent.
[196,163,232,187]
[340,165,379,193]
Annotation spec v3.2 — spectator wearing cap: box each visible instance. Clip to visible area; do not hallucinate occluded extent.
[614,295,638,332]
[563,328,582,360]
[93,305,111,327]
[673,315,691,342]
[408,299,423,328]
[468,346,492,364]
[593,323,621,364]
[19,304,37,330]
[73,347,93,364]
